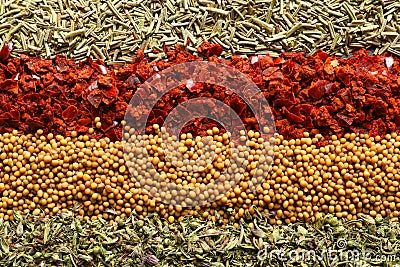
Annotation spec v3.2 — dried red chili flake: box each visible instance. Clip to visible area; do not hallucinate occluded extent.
[62,105,79,121]
[88,57,107,75]
[307,80,329,100]
[282,107,305,124]
[77,117,91,126]
[197,42,223,57]
[0,79,18,94]
[102,86,118,99]
[79,65,95,79]
[86,90,102,108]
[0,42,13,61]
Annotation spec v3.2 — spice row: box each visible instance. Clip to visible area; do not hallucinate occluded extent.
[1,47,399,141]
[1,211,398,267]
[1,127,400,224]
[0,0,399,64]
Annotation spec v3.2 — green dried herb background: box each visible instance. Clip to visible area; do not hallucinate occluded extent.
[0,211,399,267]
[0,0,399,64]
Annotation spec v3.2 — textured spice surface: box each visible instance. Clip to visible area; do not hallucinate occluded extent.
[1,130,400,224]
[0,0,399,63]
[0,212,399,267]
[0,46,399,140]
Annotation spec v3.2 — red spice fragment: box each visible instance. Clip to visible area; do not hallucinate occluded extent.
[88,57,107,75]
[197,42,223,57]
[282,107,305,124]
[0,42,13,61]
[0,79,18,94]
[62,105,79,121]
[87,89,103,108]
[307,80,328,100]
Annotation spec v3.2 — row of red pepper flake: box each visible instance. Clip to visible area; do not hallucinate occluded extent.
[0,42,399,142]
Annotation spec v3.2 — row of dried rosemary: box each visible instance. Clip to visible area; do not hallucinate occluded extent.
[0,0,399,64]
